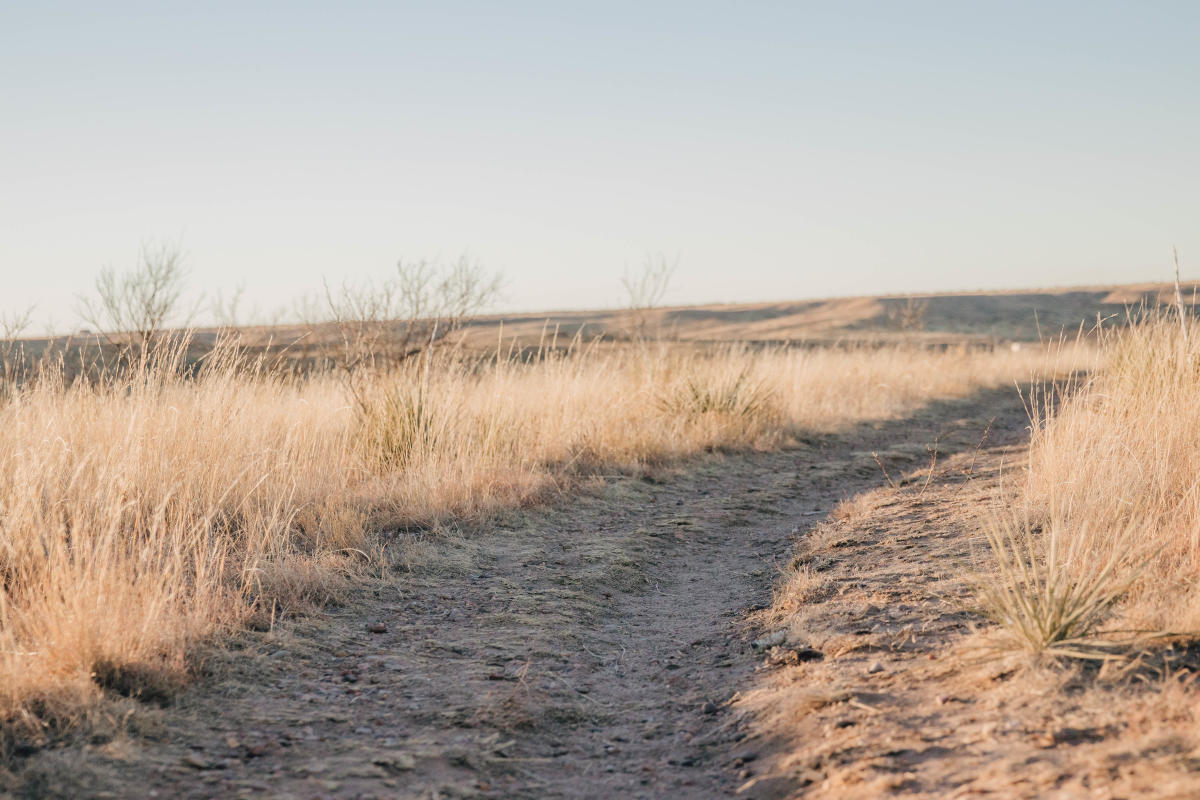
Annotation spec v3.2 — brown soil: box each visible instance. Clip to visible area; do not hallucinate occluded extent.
[8,384,1198,799]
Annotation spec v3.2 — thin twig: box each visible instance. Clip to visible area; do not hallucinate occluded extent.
[917,435,940,501]
[872,452,898,489]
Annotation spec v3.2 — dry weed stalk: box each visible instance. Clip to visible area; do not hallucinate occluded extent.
[1172,246,1189,347]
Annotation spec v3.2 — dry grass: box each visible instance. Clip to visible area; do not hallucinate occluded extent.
[0,336,1074,736]
[979,314,1200,655]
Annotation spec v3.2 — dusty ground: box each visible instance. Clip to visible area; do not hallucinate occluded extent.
[8,384,1200,799]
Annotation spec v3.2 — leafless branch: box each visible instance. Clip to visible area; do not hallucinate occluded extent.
[211,283,248,330]
[323,255,502,410]
[0,305,34,392]
[622,253,678,342]
[77,240,195,358]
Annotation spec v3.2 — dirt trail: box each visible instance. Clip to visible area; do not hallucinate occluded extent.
[13,389,1021,800]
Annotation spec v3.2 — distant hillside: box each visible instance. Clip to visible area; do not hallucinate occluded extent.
[15,282,1196,357]
[453,282,1198,348]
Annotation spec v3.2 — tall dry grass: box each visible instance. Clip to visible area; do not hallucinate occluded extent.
[1009,315,1200,643]
[0,337,1070,735]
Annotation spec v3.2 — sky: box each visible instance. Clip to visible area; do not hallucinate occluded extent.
[3,1,1199,332]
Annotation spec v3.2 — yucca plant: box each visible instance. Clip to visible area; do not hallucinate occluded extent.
[974,516,1147,660]
[660,369,776,420]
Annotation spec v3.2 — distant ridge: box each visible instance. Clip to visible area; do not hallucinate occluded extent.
[18,281,1196,351]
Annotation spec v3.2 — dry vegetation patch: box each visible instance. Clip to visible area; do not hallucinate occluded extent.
[0,335,1077,747]
[1017,317,1200,638]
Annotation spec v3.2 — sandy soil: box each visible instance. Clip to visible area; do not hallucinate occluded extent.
[9,384,1199,799]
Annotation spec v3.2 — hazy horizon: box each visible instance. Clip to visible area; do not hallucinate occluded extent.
[4,2,1199,333]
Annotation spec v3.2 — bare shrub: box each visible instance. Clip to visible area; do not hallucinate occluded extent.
[77,241,195,361]
[324,255,501,409]
[210,283,248,331]
[887,296,929,332]
[622,253,677,341]
[0,306,34,394]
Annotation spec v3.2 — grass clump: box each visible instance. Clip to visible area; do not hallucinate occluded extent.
[975,517,1145,659]
[357,382,440,469]
[660,369,777,420]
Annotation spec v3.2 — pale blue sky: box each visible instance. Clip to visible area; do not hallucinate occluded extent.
[3,1,1198,331]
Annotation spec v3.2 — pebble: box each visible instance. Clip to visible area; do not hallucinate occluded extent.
[751,630,787,650]
[867,661,885,674]
[372,751,416,771]
[366,621,388,634]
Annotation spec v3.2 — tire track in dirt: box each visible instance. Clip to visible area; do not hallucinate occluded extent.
[11,388,1023,800]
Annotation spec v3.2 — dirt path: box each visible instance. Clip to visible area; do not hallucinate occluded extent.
[12,388,1023,800]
